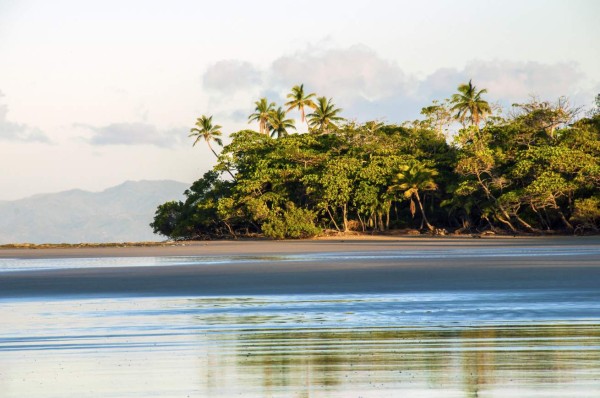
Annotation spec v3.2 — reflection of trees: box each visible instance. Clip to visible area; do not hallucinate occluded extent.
[196,324,600,396]
[233,328,475,394]
[460,328,498,398]
[458,324,600,397]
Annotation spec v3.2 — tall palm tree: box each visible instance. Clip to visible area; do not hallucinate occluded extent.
[306,97,344,133]
[189,115,223,157]
[391,163,438,231]
[268,107,296,138]
[248,98,275,134]
[189,115,234,179]
[450,80,491,127]
[285,84,316,125]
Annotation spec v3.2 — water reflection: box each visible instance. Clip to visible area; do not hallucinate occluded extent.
[1,294,599,397]
[224,325,600,397]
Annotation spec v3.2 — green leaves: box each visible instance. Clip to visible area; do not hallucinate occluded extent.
[262,204,321,239]
[267,107,296,138]
[285,84,316,123]
[189,115,224,157]
[249,98,276,134]
[450,80,492,127]
[155,87,600,238]
[306,97,344,134]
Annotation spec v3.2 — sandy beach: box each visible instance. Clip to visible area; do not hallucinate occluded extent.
[1,235,598,258]
[1,236,599,298]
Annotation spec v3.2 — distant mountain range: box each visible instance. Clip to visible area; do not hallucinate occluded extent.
[0,180,189,244]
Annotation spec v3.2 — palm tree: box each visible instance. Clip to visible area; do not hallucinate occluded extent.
[450,80,491,127]
[391,163,438,231]
[189,115,223,157]
[189,115,234,179]
[285,84,316,125]
[267,107,296,138]
[248,98,275,134]
[306,97,344,133]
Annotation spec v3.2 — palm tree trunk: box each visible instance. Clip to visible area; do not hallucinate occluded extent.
[207,142,235,179]
[414,191,434,231]
[207,142,218,158]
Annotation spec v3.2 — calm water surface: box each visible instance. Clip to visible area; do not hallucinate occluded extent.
[1,250,600,397]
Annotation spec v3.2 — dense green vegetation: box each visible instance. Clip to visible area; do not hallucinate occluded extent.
[151,84,600,239]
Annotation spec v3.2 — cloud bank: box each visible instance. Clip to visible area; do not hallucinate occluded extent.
[202,45,597,124]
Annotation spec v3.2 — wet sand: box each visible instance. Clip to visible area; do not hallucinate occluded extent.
[1,235,598,258]
[1,236,599,298]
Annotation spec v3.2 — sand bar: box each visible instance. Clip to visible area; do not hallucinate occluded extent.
[1,236,599,298]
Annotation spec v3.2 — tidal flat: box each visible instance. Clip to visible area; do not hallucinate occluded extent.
[1,237,599,397]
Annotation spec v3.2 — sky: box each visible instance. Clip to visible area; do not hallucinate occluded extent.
[0,0,598,200]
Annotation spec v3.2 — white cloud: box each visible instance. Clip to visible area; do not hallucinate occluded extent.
[201,45,598,125]
[202,45,419,123]
[270,44,415,103]
[203,60,262,95]
[0,92,50,143]
[79,122,185,147]
[420,60,587,104]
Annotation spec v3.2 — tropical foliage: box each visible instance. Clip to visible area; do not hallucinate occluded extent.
[285,84,316,124]
[450,80,492,127]
[153,82,600,239]
[189,115,223,157]
[307,97,344,133]
[248,98,276,134]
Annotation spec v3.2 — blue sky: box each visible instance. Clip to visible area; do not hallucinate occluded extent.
[0,0,598,199]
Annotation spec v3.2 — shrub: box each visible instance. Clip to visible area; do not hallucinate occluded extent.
[262,204,321,239]
[571,196,600,232]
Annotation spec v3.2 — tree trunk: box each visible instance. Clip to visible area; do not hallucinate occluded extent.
[414,191,434,231]
[557,209,574,231]
[342,204,348,232]
[514,213,538,233]
[385,205,390,230]
[357,213,366,232]
[207,142,218,158]
[207,142,235,179]
[531,204,550,230]
[495,211,517,232]
[551,197,574,231]
[223,221,236,238]
[326,206,340,231]
[496,203,517,232]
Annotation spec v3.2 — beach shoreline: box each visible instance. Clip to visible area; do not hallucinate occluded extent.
[1,235,597,259]
[1,236,599,298]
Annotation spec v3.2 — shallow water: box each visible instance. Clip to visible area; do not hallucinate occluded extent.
[2,240,600,397]
[2,290,600,397]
